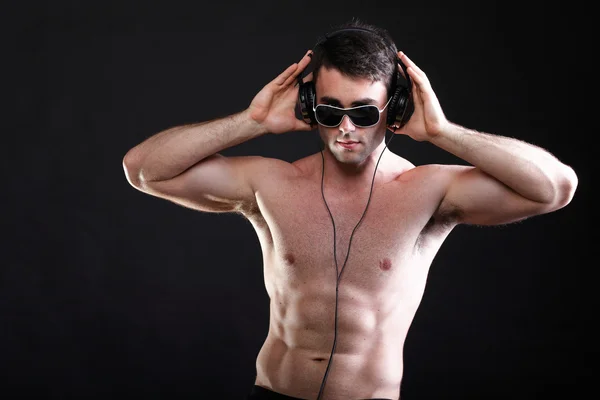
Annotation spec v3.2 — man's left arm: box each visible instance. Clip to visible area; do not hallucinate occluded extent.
[430,123,578,225]
[393,52,578,226]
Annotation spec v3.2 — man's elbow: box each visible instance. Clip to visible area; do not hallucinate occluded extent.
[122,156,143,188]
[553,164,578,209]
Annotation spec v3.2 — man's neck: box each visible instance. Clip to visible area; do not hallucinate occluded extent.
[320,140,392,192]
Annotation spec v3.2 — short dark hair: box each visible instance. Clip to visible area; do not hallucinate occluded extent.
[311,18,399,98]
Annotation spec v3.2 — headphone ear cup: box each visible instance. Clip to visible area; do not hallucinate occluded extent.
[387,86,413,128]
[386,84,404,126]
[298,80,317,125]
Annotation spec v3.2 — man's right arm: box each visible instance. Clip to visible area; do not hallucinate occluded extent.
[122,50,314,214]
[122,109,273,214]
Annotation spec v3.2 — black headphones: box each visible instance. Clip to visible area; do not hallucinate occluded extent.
[297,27,414,130]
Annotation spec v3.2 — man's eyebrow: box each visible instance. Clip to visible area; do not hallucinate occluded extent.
[319,96,378,107]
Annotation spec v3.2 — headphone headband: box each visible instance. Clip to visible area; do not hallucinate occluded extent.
[312,27,411,92]
[315,27,380,47]
[297,26,414,129]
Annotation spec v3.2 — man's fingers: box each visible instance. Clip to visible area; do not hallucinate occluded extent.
[399,52,427,81]
[397,63,407,79]
[283,50,313,87]
[295,119,314,131]
[411,73,422,101]
[273,50,313,88]
[273,63,299,86]
[406,66,434,101]
[301,71,313,84]
[407,67,424,87]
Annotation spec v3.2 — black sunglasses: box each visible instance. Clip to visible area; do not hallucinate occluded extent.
[313,97,392,128]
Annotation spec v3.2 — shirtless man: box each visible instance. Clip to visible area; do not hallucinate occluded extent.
[122,21,578,400]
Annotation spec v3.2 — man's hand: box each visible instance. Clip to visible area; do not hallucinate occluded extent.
[391,51,450,141]
[247,50,314,135]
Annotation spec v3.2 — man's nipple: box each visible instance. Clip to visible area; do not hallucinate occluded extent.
[379,258,392,271]
[284,252,295,265]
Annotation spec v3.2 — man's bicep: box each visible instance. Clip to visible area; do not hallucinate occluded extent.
[137,154,266,213]
[439,166,552,226]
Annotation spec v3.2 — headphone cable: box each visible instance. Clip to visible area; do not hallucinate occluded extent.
[314,129,396,400]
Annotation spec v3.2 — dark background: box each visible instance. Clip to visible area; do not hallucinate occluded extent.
[3,1,592,399]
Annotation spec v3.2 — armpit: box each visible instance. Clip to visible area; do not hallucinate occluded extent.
[424,200,463,233]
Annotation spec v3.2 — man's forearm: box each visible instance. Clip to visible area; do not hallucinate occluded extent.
[429,122,577,204]
[123,109,266,183]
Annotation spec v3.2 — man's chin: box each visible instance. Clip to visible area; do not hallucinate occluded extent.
[331,146,364,163]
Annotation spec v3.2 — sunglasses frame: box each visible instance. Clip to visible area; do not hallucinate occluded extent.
[312,96,393,128]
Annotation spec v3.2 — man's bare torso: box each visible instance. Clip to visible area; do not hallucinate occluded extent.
[242,151,458,400]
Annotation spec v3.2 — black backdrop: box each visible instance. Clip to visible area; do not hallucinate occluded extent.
[3,1,592,399]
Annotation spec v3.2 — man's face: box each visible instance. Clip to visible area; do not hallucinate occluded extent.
[314,66,389,166]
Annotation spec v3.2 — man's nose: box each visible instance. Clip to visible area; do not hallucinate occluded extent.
[339,114,355,131]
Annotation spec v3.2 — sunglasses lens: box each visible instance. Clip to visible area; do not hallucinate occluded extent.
[315,106,343,126]
[347,106,379,127]
[315,105,379,127]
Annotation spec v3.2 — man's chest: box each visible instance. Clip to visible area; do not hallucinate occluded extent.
[250,176,442,291]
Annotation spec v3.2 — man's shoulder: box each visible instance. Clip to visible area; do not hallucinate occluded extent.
[247,155,303,185]
[396,163,472,181]
[246,154,299,172]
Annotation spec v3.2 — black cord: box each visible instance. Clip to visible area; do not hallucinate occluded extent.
[314,129,396,400]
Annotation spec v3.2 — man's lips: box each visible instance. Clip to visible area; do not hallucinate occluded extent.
[337,141,359,149]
